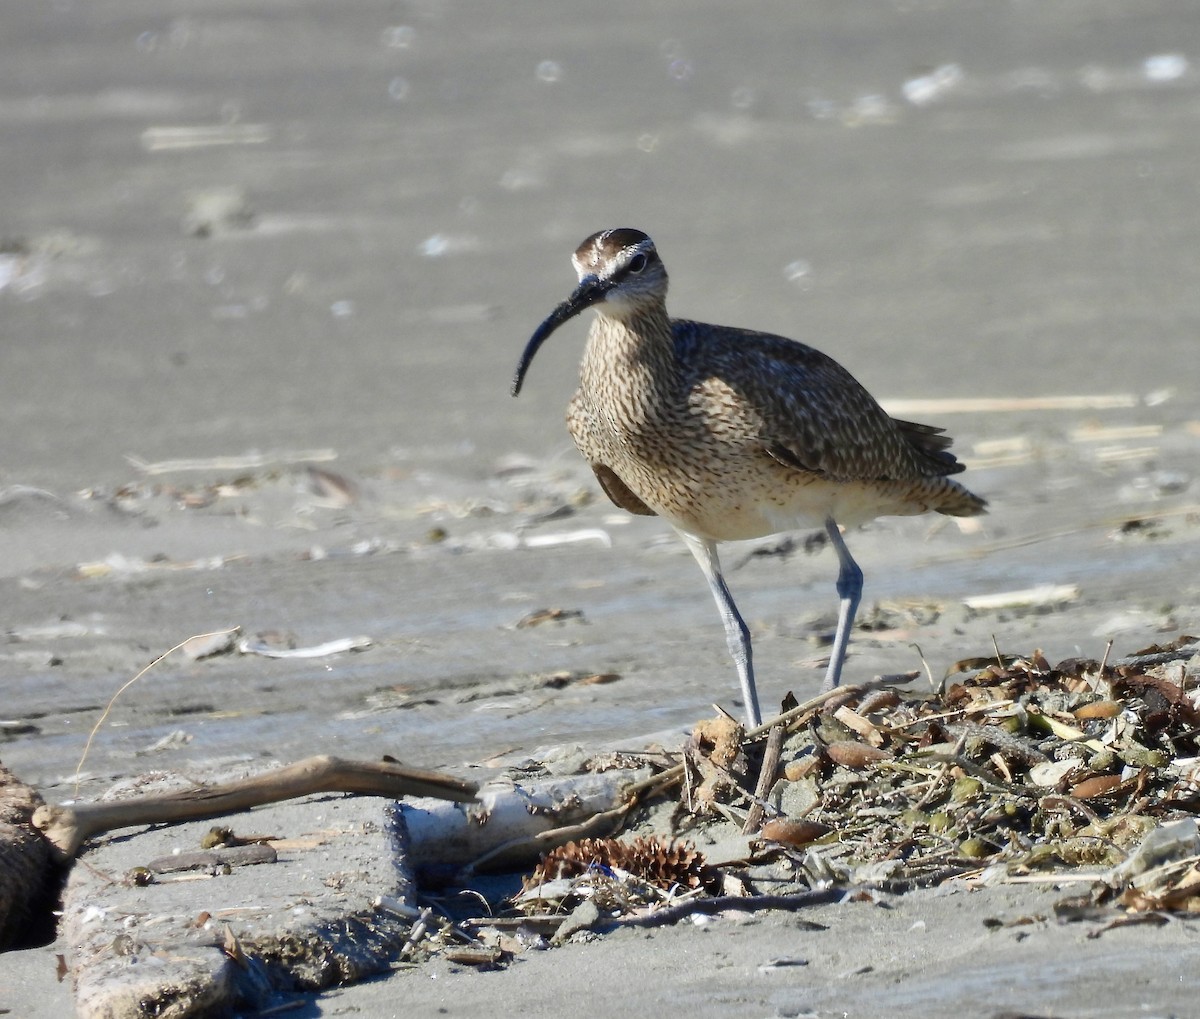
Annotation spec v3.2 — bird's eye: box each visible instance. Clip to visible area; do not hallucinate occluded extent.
[627,253,647,274]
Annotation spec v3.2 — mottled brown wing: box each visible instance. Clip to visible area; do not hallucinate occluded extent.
[592,463,657,516]
[676,321,967,482]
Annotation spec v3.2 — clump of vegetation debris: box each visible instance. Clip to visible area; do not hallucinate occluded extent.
[412,633,1200,966]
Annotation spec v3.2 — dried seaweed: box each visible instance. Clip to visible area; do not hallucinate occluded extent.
[413,633,1200,967]
[679,633,1200,907]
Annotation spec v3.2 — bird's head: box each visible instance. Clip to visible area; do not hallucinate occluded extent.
[511,228,668,396]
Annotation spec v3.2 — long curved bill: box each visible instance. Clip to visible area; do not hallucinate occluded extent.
[511,276,609,396]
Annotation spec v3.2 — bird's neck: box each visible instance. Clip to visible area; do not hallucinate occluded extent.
[580,305,681,438]
[583,304,676,381]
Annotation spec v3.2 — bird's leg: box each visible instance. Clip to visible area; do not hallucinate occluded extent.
[821,518,863,692]
[675,529,763,728]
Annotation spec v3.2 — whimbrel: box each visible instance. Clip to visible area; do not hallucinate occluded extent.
[512,228,985,728]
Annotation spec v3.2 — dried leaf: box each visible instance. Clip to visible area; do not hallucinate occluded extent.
[1073,700,1121,720]
[759,818,833,848]
[832,706,884,746]
[222,924,247,968]
[1070,775,1124,799]
[1130,635,1199,657]
[824,741,892,769]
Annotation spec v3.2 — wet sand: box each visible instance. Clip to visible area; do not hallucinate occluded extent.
[3,1,1200,1015]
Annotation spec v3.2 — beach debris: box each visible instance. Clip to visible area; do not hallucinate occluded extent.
[516,836,720,931]
[63,795,424,1019]
[902,63,964,106]
[757,956,810,972]
[758,818,833,848]
[13,628,1200,1011]
[684,714,747,812]
[144,842,278,876]
[126,449,338,475]
[7,619,92,642]
[182,628,240,660]
[743,721,787,833]
[199,826,279,849]
[963,584,1080,614]
[520,528,613,549]
[181,186,255,237]
[395,769,652,872]
[879,394,1140,416]
[1109,819,1200,912]
[136,729,194,755]
[1069,423,1164,444]
[440,945,508,968]
[34,755,478,862]
[237,634,373,659]
[515,607,586,628]
[75,552,240,578]
[692,633,1200,906]
[361,669,622,716]
[520,834,720,909]
[824,740,893,769]
[474,629,1200,945]
[306,465,359,507]
[141,123,272,152]
[78,453,367,530]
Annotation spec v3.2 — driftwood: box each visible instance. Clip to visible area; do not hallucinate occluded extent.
[0,762,54,950]
[63,792,422,1019]
[397,769,652,872]
[32,754,477,863]
[59,767,649,1018]
[879,393,1138,415]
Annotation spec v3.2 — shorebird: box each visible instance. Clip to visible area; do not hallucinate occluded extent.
[512,228,985,728]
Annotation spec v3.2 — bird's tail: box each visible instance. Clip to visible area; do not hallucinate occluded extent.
[933,479,987,517]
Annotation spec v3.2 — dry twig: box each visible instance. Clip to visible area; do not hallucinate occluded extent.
[34,755,477,862]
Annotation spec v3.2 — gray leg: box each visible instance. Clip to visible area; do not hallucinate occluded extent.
[821,518,863,692]
[676,529,763,728]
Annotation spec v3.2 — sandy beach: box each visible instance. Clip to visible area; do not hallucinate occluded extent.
[2,1,1199,1014]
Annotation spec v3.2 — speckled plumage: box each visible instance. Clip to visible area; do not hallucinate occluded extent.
[513,228,985,727]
